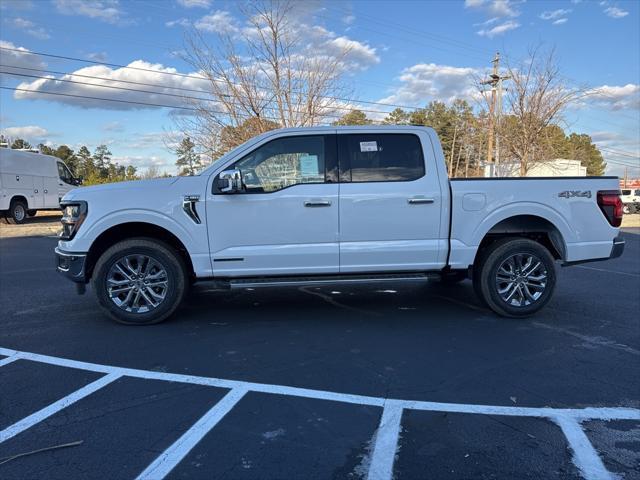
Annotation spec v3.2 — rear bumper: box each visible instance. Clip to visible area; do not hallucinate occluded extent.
[610,235,625,259]
[562,235,625,266]
[55,247,87,283]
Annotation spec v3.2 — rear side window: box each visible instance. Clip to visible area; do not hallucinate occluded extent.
[338,134,425,182]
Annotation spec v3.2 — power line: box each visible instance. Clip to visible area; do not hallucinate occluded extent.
[0,46,425,111]
[0,64,407,118]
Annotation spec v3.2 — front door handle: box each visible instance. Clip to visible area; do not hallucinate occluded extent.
[304,200,332,207]
[408,197,435,205]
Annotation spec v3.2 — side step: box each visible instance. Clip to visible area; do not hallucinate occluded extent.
[221,272,437,289]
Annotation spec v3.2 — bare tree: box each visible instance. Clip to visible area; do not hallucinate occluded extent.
[176,0,353,160]
[499,47,586,175]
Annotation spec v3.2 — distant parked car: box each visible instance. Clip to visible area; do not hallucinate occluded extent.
[0,148,81,224]
[621,189,640,214]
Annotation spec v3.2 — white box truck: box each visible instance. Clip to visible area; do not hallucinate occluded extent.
[0,148,80,224]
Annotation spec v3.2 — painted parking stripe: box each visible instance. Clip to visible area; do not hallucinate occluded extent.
[367,401,404,480]
[135,387,248,480]
[553,415,614,480]
[0,353,21,367]
[1,347,637,422]
[1,347,639,480]
[0,372,121,443]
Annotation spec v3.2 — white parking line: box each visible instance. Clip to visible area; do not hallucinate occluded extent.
[1,346,638,480]
[136,387,248,480]
[553,415,614,480]
[367,401,404,480]
[0,372,121,443]
[0,353,21,367]
[574,265,640,278]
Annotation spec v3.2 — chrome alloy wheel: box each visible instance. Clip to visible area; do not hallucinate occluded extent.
[106,255,169,313]
[495,253,547,307]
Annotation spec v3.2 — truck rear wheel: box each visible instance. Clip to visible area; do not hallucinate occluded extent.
[6,199,28,224]
[473,238,556,318]
[91,238,188,325]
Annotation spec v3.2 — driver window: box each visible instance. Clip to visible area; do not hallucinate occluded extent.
[234,135,326,193]
[57,162,72,183]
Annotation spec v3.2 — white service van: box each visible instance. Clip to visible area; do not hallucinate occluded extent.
[0,148,80,224]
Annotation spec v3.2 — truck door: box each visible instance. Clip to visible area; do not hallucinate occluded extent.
[337,131,445,272]
[206,133,340,277]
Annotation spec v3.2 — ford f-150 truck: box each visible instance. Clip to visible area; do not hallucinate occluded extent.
[55,126,625,325]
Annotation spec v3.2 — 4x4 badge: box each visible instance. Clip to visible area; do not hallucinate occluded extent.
[558,190,591,199]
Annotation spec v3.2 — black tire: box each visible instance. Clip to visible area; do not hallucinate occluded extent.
[440,270,467,284]
[91,238,188,325]
[473,237,556,318]
[623,204,631,215]
[5,199,28,224]
[27,209,38,217]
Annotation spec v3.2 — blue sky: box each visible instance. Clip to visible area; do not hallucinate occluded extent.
[0,0,638,177]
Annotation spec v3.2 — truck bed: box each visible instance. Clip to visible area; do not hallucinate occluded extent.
[448,176,621,269]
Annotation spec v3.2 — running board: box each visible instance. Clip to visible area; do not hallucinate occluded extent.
[222,272,437,289]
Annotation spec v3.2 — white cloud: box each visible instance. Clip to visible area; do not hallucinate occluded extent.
[342,14,356,25]
[540,9,571,20]
[553,18,568,25]
[604,6,629,18]
[322,36,380,70]
[87,51,108,62]
[465,0,520,18]
[0,40,46,70]
[166,18,191,28]
[477,20,520,37]
[12,60,208,111]
[376,63,479,108]
[177,0,211,8]
[12,17,50,39]
[112,154,172,170]
[0,125,51,142]
[54,0,125,24]
[588,84,640,110]
[102,121,124,132]
[194,10,238,33]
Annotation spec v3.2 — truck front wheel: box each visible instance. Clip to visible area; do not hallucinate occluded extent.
[91,238,188,325]
[473,238,556,318]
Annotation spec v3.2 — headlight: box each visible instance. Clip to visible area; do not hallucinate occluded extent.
[60,201,88,240]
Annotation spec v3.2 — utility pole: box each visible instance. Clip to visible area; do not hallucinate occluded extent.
[480,52,510,176]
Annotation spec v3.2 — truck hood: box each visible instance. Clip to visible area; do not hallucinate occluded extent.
[62,177,181,201]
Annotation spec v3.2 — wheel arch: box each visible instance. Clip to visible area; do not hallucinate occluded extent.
[85,222,195,281]
[473,214,567,266]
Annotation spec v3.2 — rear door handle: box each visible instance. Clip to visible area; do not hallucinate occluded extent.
[408,197,435,205]
[304,200,332,207]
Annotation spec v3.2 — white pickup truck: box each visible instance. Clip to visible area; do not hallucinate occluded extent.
[55,126,625,325]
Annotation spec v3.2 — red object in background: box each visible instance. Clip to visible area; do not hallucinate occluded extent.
[620,178,640,189]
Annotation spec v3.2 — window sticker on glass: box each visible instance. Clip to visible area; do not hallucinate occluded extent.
[299,154,320,176]
[360,141,378,152]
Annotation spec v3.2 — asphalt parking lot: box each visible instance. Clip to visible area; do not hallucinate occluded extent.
[0,228,639,479]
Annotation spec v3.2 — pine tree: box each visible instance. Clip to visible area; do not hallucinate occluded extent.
[10,138,32,150]
[333,110,370,126]
[175,137,202,176]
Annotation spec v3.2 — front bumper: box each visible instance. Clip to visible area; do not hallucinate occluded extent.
[55,247,87,283]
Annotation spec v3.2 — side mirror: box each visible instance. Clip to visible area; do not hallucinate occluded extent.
[217,169,243,193]
[73,177,83,186]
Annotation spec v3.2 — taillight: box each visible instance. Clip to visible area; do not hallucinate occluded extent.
[597,190,623,227]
